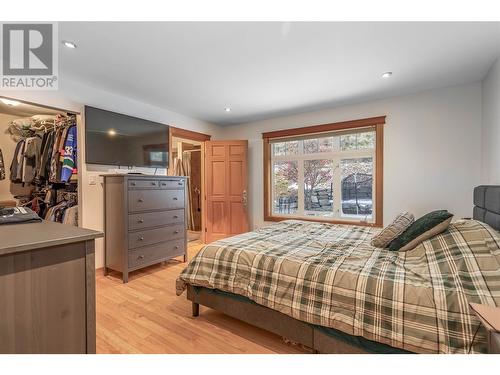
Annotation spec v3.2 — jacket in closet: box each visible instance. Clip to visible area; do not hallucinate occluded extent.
[10,140,25,182]
[37,131,55,182]
[61,126,77,182]
[22,136,42,184]
[0,149,5,180]
[49,128,64,182]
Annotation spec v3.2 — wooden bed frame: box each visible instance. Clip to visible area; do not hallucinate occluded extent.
[186,285,408,354]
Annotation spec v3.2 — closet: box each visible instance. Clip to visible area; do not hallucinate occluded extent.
[0,98,80,226]
[171,138,202,240]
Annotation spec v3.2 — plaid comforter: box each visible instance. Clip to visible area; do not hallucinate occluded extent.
[176,219,500,353]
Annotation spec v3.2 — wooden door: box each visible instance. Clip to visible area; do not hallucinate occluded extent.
[205,140,249,243]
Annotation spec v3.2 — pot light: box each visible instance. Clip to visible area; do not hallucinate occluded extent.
[224,107,231,112]
[107,129,117,136]
[0,98,21,106]
[381,72,393,78]
[62,41,77,49]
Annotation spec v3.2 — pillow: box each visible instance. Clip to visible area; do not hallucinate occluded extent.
[370,211,414,248]
[388,210,453,252]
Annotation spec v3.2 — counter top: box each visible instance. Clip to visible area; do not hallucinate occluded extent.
[0,220,103,256]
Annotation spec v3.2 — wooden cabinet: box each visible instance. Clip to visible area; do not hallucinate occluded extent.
[103,175,188,283]
[0,221,102,354]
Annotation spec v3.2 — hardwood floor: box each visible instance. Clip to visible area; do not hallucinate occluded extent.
[96,243,308,354]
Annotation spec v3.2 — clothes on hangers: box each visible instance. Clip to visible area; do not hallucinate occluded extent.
[10,140,25,182]
[22,135,42,184]
[62,205,78,226]
[49,127,63,182]
[44,200,78,226]
[61,126,77,182]
[37,130,55,182]
[5,114,79,226]
[0,149,5,180]
[7,115,77,184]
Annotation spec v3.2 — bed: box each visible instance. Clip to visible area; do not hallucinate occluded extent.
[176,185,500,354]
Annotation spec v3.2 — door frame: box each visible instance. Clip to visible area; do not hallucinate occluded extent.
[204,140,249,244]
[168,126,211,244]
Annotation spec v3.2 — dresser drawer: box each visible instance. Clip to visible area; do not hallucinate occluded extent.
[128,223,185,249]
[128,209,185,230]
[128,189,185,212]
[128,179,159,189]
[128,239,185,269]
[158,179,185,189]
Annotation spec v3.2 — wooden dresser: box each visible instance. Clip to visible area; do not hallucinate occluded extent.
[0,221,102,354]
[103,174,188,283]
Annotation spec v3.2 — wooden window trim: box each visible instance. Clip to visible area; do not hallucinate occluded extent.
[263,116,385,227]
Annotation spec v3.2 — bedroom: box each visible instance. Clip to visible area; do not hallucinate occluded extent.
[1,1,500,373]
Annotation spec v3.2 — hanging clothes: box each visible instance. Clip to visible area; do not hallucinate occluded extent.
[49,127,63,183]
[22,136,42,184]
[37,130,55,182]
[4,113,79,225]
[61,126,77,182]
[181,151,195,231]
[62,205,78,226]
[0,149,5,180]
[10,140,25,182]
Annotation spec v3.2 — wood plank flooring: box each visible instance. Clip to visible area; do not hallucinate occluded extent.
[96,243,308,354]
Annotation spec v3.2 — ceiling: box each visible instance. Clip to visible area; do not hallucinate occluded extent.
[59,22,500,125]
[0,99,64,117]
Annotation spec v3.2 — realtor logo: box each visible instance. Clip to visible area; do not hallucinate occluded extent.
[1,22,58,90]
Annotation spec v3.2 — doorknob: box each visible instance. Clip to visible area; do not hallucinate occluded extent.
[242,190,248,207]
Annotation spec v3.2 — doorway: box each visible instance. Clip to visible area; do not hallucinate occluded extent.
[0,96,81,225]
[168,127,210,244]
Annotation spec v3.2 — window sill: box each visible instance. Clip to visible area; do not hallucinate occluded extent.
[264,214,382,228]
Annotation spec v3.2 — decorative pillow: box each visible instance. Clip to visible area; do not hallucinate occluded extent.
[370,211,414,248]
[388,210,453,252]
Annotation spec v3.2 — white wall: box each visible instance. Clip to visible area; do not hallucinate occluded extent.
[219,82,483,229]
[481,57,500,184]
[1,78,221,269]
[0,79,487,265]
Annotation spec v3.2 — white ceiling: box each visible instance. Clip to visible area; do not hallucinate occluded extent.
[59,22,500,125]
[0,100,64,117]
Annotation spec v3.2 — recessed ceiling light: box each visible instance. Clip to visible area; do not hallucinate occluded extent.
[224,107,231,112]
[381,72,393,78]
[107,129,117,136]
[62,41,77,49]
[0,98,21,106]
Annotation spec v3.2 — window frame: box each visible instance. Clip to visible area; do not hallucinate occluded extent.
[263,116,385,227]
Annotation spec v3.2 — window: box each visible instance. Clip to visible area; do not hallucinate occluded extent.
[263,116,385,226]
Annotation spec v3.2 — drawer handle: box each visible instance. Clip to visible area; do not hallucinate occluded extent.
[161,183,166,186]
[174,230,179,234]
[131,182,136,186]
[151,182,156,186]
[138,218,144,223]
[178,182,183,186]
[175,246,179,249]
[139,236,144,241]
[173,197,178,201]
[138,255,145,259]
[138,198,144,202]
[173,215,178,219]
